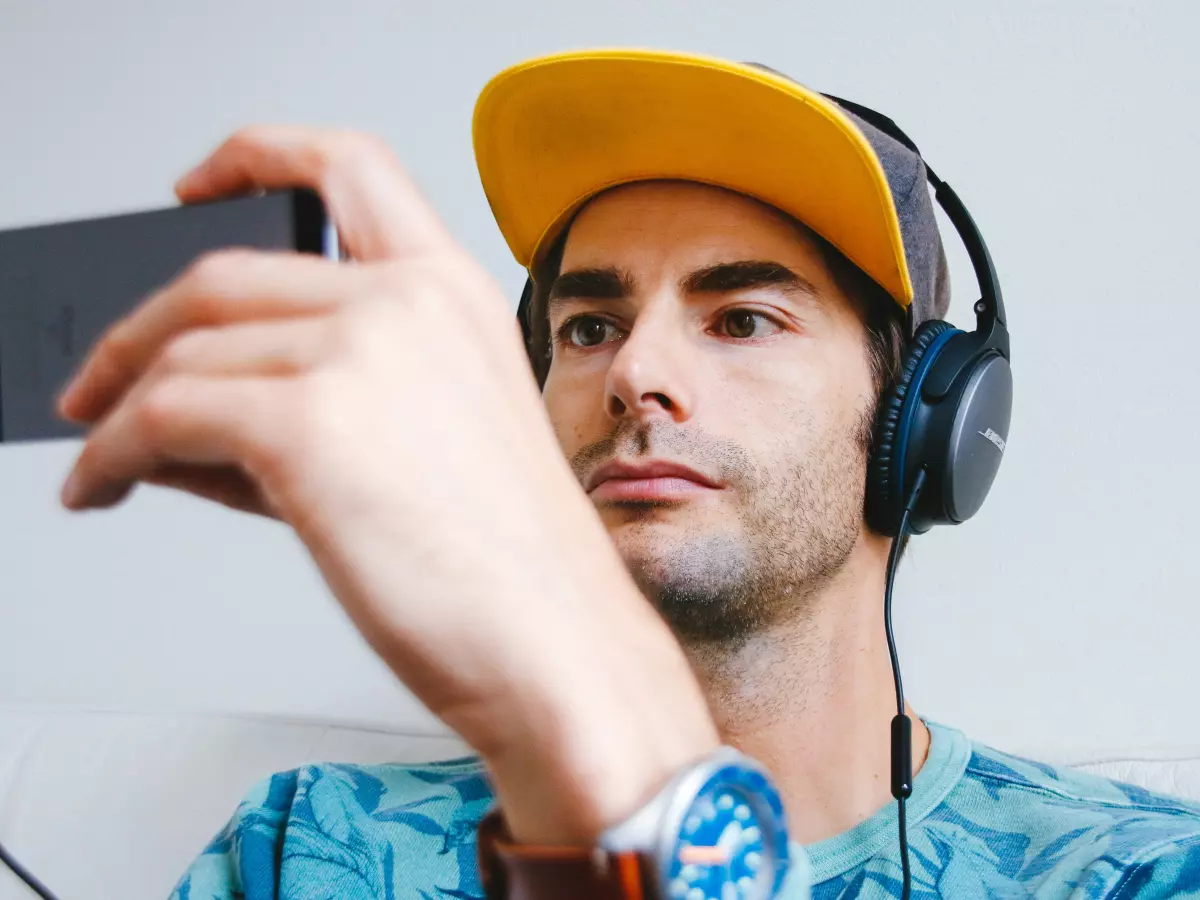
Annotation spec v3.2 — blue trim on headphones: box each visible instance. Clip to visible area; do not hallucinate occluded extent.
[893,327,961,506]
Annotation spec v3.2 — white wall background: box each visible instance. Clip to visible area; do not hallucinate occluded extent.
[0,0,1197,760]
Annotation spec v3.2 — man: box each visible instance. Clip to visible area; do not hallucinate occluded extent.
[57,50,1200,898]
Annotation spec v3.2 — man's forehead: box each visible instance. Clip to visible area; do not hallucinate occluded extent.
[557,180,828,286]
[559,180,821,269]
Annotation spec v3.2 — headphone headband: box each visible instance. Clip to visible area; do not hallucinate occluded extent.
[822,94,1007,336]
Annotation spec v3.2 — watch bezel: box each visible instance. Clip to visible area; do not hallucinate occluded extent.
[597,746,790,899]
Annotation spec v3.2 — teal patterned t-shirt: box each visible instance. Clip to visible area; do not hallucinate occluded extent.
[172,722,1200,899]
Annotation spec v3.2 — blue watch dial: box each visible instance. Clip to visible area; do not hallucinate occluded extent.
[665,765,789,900]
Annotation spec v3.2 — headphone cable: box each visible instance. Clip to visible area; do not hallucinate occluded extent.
[885,466,927,900]
[0,839,61,900]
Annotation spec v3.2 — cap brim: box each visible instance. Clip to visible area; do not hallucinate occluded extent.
[473,48,913,307]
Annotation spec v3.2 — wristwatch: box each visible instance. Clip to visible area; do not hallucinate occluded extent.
[478,746,791,900]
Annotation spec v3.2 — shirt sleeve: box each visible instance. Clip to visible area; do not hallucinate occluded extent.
[167,759,492,900]
[169,769,301,900]
[1107,836,1200,899]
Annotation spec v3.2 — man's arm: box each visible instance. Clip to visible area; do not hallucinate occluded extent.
[56,126,720,850]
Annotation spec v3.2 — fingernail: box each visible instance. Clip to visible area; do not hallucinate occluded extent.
[57,381,78,418]
[62,473,129,510]
[175,166,203,196]
[61,470,83,509]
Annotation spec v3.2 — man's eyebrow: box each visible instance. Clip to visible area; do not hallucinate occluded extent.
[681,260,821,301]
[545,261,819,317]
[547,267,633,312]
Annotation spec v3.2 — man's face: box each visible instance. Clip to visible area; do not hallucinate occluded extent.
[541,182,878,643]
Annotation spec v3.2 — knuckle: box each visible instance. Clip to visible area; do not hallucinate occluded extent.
[182,249,256,320]
[148,340,185,380]
[312,131,393,184]
[223,126,269,157]
[185,249,247,295]
[324,302,380,357]
[135,379,184,439]
[98,319,138,368]
[328,130,391,166]
[152,330,203,377]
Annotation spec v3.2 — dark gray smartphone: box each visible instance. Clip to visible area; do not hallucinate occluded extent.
[0,189,334,442]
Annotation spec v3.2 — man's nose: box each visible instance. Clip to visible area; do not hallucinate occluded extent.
[604,311,696,424]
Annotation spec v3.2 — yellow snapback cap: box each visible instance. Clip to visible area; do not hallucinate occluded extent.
[473,48,955,316]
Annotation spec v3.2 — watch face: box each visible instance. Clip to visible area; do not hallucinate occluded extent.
[665,764,789,900]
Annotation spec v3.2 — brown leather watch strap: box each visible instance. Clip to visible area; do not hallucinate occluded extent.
[477,808,658,900]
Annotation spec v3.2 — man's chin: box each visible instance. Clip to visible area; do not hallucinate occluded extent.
[611,531,764,644]
[609,522,745,582]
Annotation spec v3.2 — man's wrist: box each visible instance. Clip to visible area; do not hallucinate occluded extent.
[486,711,719,846]
[466,636,720,846]
[413,521,720,847]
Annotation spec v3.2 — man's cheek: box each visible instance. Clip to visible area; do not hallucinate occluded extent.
[566,416,608,456]
[543,391,581,451]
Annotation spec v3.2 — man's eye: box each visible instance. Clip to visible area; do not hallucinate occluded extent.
[560,316,619,348]
[719,309,780,339]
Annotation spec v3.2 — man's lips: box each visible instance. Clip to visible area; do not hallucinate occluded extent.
[585,460,723,502]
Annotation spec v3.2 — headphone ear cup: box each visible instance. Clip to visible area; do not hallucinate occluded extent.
[867,320,957,536]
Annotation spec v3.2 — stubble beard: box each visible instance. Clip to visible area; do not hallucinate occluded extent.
[571,414,872,652]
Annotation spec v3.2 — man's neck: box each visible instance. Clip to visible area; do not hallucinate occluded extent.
[682,539,931,845]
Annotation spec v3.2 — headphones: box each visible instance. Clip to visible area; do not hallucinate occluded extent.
[516,97,1011,539]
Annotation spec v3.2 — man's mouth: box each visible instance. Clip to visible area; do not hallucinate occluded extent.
[585,459,723,502]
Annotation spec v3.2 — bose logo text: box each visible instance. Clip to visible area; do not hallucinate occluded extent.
[978,428,1006,453]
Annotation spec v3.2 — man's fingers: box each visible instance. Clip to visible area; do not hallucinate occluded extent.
[175,125,455,262]
[58,250,358,424]
[61,376,284,511]
[143,464,276,517]
[145,316,336,383]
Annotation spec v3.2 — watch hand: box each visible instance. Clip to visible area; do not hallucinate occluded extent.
[679,845,730,866]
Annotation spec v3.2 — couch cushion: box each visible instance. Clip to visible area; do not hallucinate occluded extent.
[1071,758,1200,802]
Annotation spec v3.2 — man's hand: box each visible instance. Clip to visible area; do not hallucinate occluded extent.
[56,126,718,845]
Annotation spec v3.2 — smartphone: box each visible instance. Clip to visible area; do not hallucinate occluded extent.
[0,189,334,442]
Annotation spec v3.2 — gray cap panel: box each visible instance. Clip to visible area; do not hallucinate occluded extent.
[840,108,952,328]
